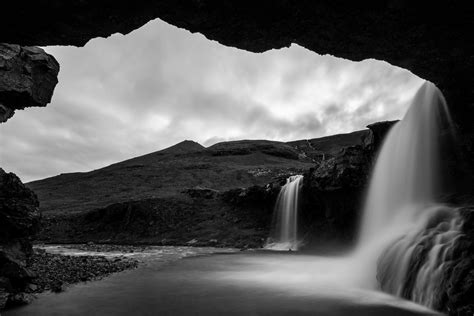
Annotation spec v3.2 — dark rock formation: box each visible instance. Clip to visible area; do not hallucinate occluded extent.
[364,120,398,150]
[299,121,396,248]
[0,44,59,122]
[0,169,40,309]
[37,189,275,248]
[222,184,280,216]
[0,169,40,240]
[2,2,473,87]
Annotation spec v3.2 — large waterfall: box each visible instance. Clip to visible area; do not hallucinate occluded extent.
[354,81,462,308]
[265,175,303,251]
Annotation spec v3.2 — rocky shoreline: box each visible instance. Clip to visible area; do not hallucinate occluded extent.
[1,246,138,310]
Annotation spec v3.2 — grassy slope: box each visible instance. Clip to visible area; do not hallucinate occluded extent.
[27,131,369,217]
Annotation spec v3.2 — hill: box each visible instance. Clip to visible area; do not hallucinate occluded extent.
[27,130,369,217]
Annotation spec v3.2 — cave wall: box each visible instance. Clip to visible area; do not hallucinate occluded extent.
[2,1,474,134]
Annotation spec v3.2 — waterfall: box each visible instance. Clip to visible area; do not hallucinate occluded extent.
[377,205,463,309]
[354,81,462,308]
[265,175,303,251]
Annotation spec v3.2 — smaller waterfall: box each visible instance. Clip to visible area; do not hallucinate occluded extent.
[265,175,303,251]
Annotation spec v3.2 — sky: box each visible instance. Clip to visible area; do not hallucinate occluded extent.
[0,19,423,183]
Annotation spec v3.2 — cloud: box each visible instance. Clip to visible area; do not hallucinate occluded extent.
[0,18,423,182]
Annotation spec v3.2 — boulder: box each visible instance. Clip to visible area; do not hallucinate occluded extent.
[0,44,59,122]
[0,168,40,241]
[0,168,40,309]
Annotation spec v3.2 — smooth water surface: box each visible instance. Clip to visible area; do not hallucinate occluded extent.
[6,247,439,316]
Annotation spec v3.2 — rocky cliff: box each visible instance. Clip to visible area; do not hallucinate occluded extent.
[299,121,396,248]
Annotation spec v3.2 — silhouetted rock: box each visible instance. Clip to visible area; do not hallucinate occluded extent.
[1,3,472,97]
[0,44,59,122]
[0,168,40,310]
[0,169,40,240]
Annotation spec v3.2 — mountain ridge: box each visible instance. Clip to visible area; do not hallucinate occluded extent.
[27,129,370,216]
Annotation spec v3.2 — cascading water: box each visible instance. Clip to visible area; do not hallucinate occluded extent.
[265,175,303,251]
[377,205,463,309]
[354,81,462,308]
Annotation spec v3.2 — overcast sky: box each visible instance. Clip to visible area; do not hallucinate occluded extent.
[0,19,423,183]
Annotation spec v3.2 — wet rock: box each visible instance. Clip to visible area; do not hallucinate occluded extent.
[26,283,37,292]
[443,207,474,315]
[0,44,59,122]
[26,249,138,296]
[7,293,34,307]
[50,280,65,293]
[377,206,474,316]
